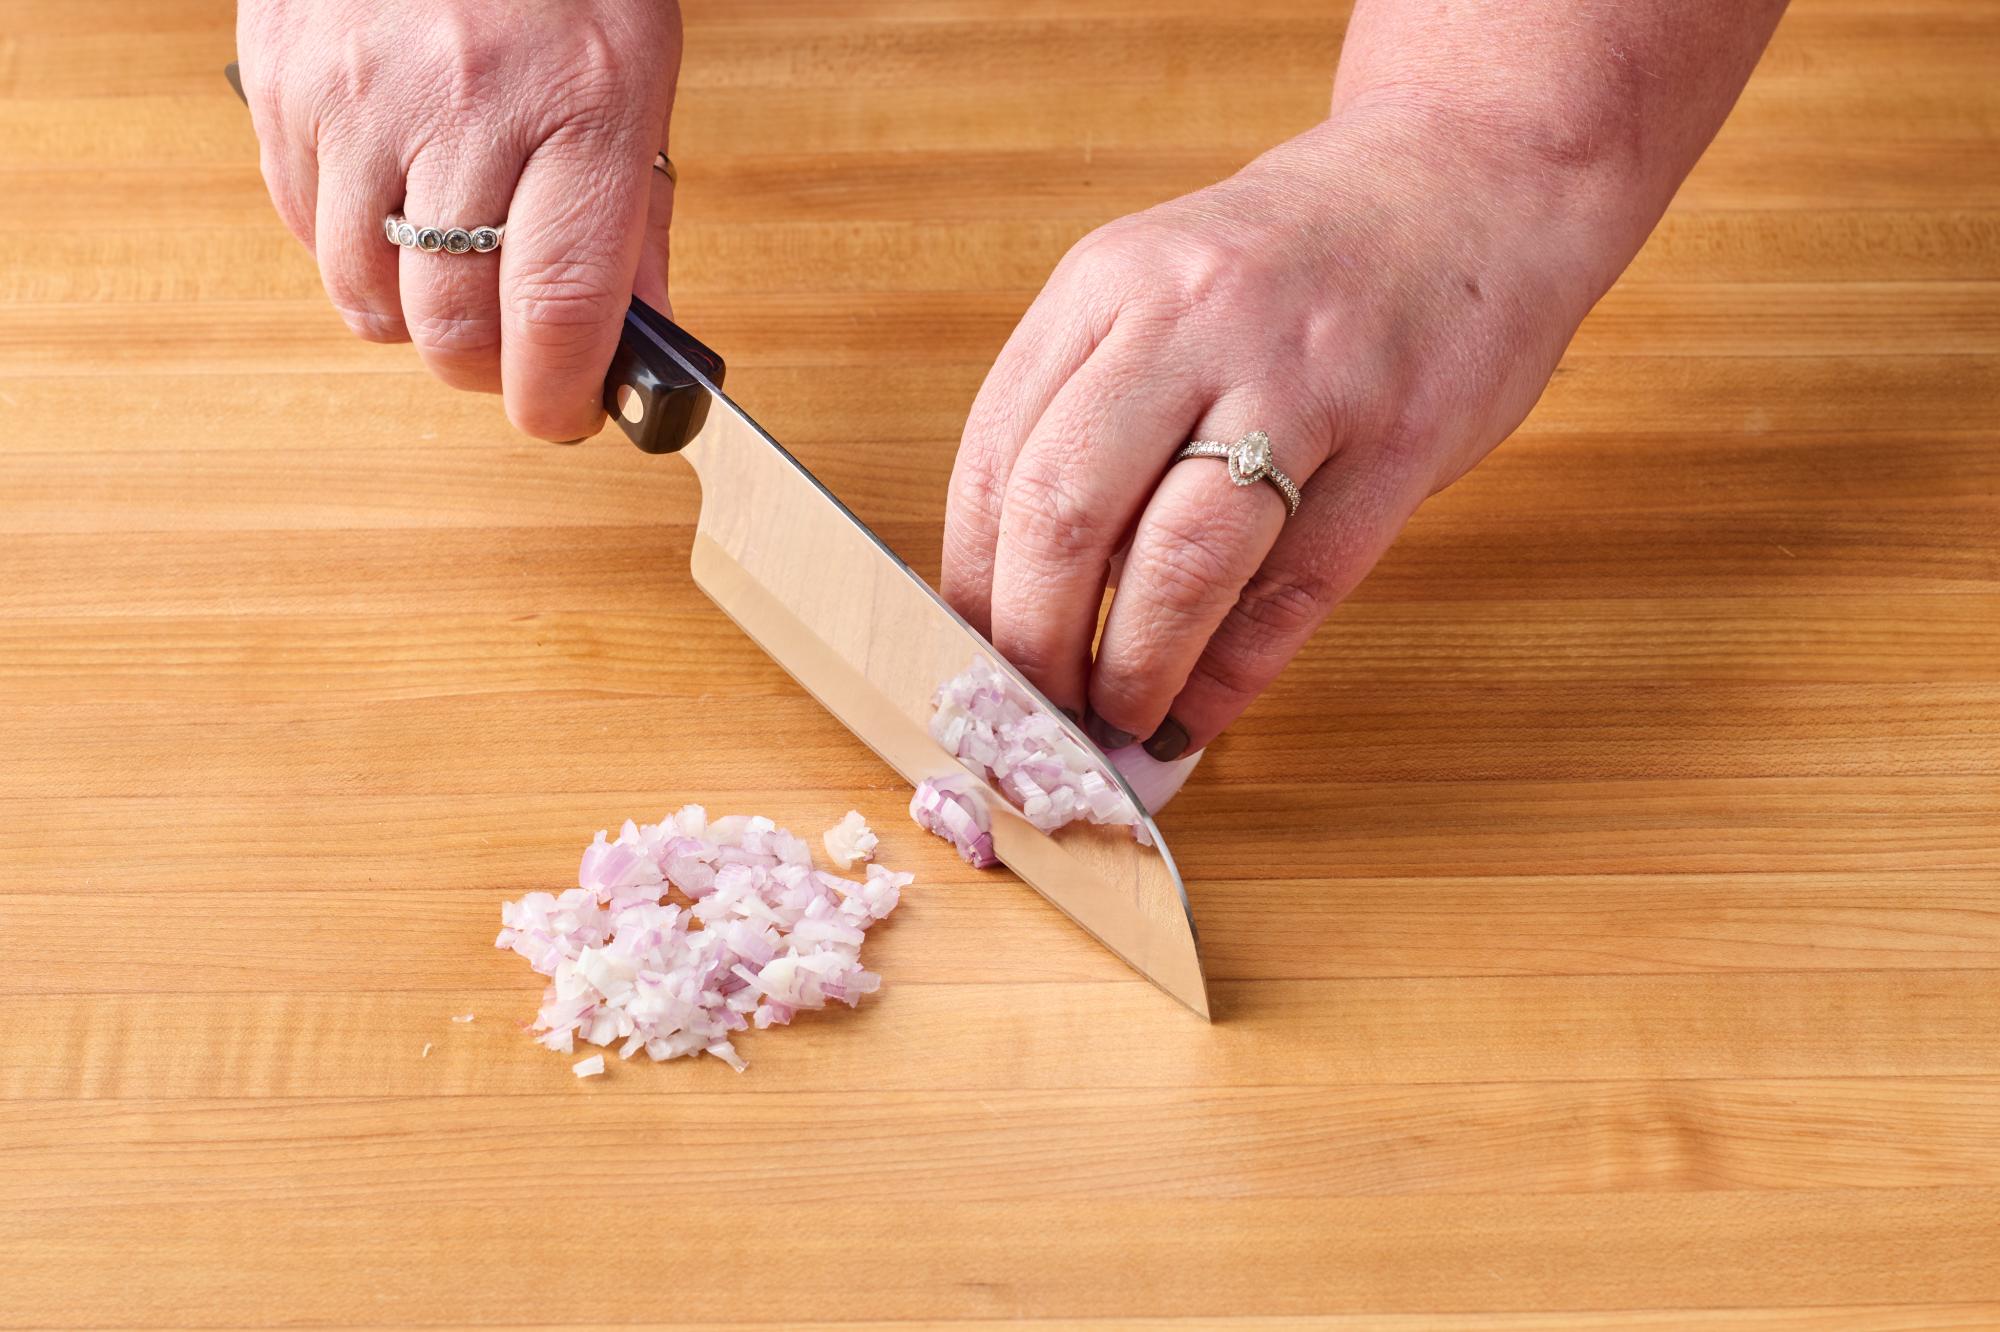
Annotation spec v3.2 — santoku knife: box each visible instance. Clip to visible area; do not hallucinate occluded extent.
[225,65,1208,1016]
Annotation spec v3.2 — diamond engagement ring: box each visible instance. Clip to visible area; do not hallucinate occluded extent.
[383,214,503,255]
[1172,431,1301,518]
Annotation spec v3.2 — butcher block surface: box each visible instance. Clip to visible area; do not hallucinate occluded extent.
[4,0,2000,1326]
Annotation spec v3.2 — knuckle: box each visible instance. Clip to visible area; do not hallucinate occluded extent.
[1187,577,1325,706]
[992,627,1064,683]
[1232,567,1330,644]
[948,426,1011,525]
[1135,511,1244,618]
[318,249,374,306]
[417,18,516,116]
[506,256,622,352]
[1057,223,1143,295]
[335,305,407,343]
[1164,240,1238,313]
[1185,643,1273,711]
[1006,464,1111,562]
[943,477,1000,556]
[532,34,642,138]
[409,311,502,360]
[1088,645,1171,724]
[560,29,630,103]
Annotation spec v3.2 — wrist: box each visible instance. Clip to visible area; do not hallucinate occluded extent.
[1318,90,1659,310]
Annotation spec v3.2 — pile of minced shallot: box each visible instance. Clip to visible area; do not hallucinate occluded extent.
[496,806,908,1072]
[913,656,1203,863]
[498,665,1206,1070]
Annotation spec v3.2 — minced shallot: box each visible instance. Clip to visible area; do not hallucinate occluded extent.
[821,809,878,870]
[920,657,1203,858]
[908,774,997,868]
[496,806,911,1071]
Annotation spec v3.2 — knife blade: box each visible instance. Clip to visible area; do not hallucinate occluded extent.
[224,64,1208,1016]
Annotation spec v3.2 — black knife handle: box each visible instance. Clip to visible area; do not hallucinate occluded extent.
[222,61,724,456]
[605,297,725,455]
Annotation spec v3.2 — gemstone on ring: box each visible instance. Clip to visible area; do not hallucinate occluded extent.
[443,228,473,254]
[383,216,400,243]
[470,226,501,253]
[395,222,418,248]
[1225,430,1274,487]
[416,227,445,253]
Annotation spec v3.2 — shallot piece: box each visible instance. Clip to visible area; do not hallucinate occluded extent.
[496,807,911,1071]
[572,1054,605,1079]
[1101,743,1205,813]
[821,810,878,870]
[926,656,1202,847]
[909,775,998,868]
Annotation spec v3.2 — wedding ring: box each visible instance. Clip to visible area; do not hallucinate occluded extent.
[383,214,503,254]
[1172,431,1301,518]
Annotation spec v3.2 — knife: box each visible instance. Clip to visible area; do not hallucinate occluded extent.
[224,64,1208,1017]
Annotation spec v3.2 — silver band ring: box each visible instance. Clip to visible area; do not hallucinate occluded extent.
[1173,431,1301,518]
[383,214,503,254]
[382,153,665,254]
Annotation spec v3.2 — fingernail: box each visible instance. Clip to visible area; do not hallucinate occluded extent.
[1087,715,1136,750]
[1142,716,1190,762]
[1058,707,1082,725]
[555,436,589,445]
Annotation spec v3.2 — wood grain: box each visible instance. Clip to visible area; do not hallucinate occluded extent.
[2,0,1997,1326]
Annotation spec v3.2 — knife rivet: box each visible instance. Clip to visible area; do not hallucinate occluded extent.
[616,385,645,424]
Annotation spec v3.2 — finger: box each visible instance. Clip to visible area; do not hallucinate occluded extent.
[941,279,1118,637]
[249,92,318,255]
[314,140,407,342]
[632,155,675,314]
[1087,405,1332,754]
[987,333,1208,713]
[500,127,653,441]
[633,95,678,314]
[400,140,523,394]
[1157,450,1427,755]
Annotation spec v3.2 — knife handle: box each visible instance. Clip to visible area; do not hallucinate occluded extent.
[604,298,727,455]
[222,60,724,456]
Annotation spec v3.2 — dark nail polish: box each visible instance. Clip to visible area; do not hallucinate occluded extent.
[1058,707,1082,725]
[1142,716,1190,762]
[1087,715,1136,750]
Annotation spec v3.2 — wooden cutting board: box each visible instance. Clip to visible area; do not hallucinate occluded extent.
[3,0,1998,1325]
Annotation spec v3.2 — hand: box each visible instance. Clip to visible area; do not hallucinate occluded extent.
[942,105,1610,760]
[237,0,680,440]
